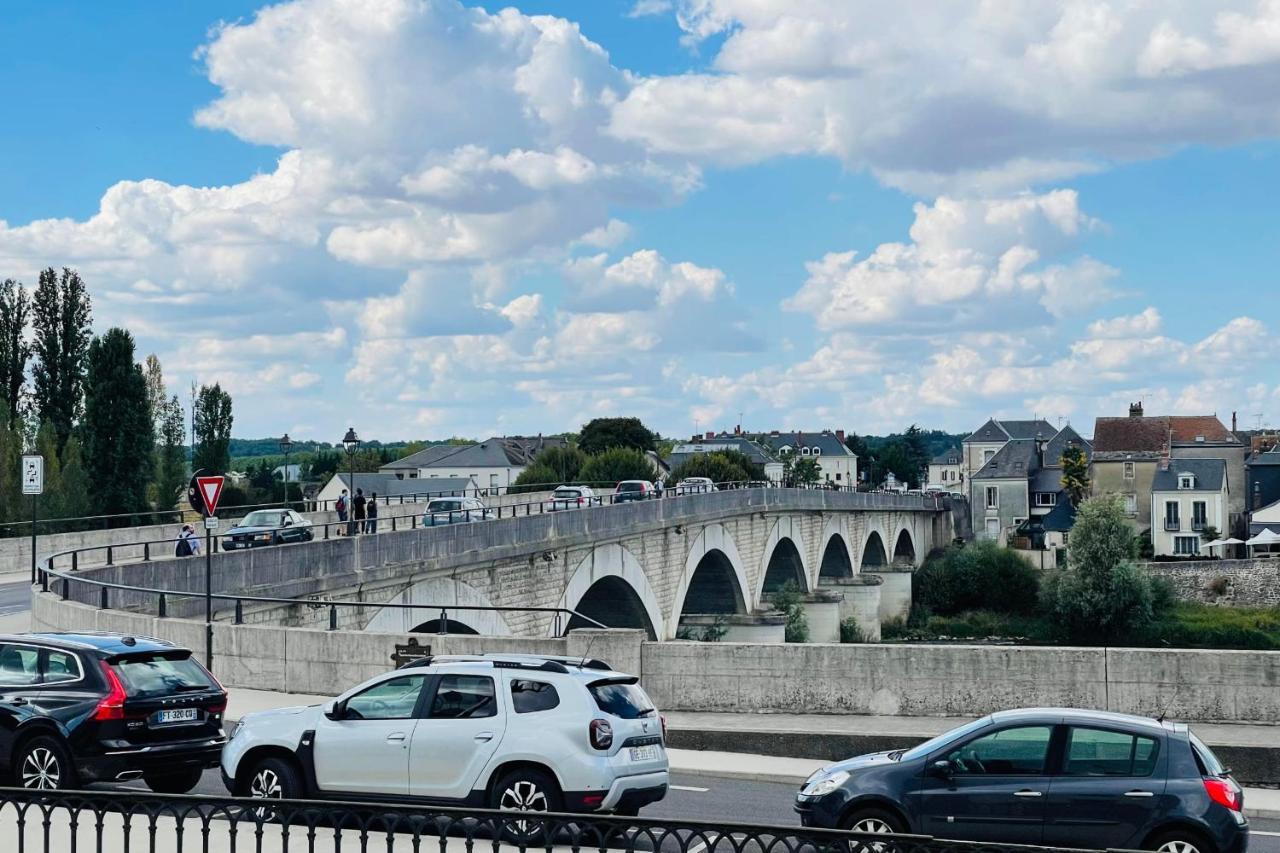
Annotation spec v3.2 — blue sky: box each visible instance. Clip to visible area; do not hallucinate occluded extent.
[1,0,1278,441]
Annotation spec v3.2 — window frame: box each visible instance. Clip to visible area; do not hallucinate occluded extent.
[1034,492,1057,507]
[1061,725,1161,779]
[939,724,1056,777]
[1123,461,1135,480]
[985,486,999,509]
[510,678,561,714]
[1174,536,1200,556]
[424,673,498,720]
[0,642,85,688]
[339,673,430,722]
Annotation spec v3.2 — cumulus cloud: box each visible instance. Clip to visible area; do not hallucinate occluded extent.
[609,0,1280,193]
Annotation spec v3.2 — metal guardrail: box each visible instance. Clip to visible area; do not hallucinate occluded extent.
[0,787,1125,853]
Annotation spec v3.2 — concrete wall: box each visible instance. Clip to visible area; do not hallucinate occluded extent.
[864,569,911,622]
[1144,558,1280,607]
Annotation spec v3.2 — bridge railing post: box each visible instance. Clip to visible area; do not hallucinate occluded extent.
[329,605,338,631]
[438,608,448,634]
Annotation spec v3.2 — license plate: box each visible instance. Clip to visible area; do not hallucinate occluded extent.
[156,708,198,724]
[629,745,660,762]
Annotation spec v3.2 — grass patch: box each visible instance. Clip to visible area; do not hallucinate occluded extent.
[1145,603,1280,650]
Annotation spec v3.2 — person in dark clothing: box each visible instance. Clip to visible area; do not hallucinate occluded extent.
[352,488,367,535]
[365,492,379,534]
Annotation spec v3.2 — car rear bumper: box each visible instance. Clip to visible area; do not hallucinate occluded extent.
[599,771,668,812]
[78,737,226,783]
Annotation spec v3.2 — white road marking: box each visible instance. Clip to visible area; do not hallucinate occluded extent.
[670,785,710,793]
[1251,830,1280,837]
[686,842,707,853]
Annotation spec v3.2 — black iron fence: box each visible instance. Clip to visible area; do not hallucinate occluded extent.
[0,788,1119,853]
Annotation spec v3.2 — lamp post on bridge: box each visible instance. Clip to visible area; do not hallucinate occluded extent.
[279,433,293,509]
[343,427,360,536]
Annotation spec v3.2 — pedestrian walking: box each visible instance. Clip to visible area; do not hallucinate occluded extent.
[352,488,367,535]
[654,478,664,499]
[366,493,379,534]
[175,524,201,557]
[336,490,349,522]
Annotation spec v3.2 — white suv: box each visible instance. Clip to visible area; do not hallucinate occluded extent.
[221,655,669,817]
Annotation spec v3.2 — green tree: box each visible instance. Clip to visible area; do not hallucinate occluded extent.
[83,328,154,520]
[32,421,64,520]
[784,456,822,486]
[510,463,562,494]
[1060,445,1090,506]
[193,383,234,475]
[577,447,656,487]
[58,436,92,522]
[577,417,656,455]
[913,541,1041,616]
[0,279,31,429]
[31,267,92,453]
[1042,495,1165,643]
[153,396,188,511]
[0,421,24,523]
[668,451,754,485]
[902,424,929,486]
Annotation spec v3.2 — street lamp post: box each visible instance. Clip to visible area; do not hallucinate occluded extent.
[280,433,293,509]
[343,427,360,536]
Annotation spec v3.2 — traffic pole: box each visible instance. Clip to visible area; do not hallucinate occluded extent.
[30,495,37,585]
[205,527,213,671]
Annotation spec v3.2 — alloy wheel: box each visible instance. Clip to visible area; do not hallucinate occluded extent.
[851,817,893,834]
[499,780,549,836]
[1158,842,1201,853]
[21,748,61,789]
[250,768,282,799]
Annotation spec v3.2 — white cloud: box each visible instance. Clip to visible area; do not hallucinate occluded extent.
[629,0,673,19]
[1087,308,1163,339]
[609,1,1280,193]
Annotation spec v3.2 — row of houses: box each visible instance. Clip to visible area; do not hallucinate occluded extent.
[665,429,859,486]
[959,403,1280,559]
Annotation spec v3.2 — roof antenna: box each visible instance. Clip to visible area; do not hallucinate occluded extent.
[1156,683,1180,723]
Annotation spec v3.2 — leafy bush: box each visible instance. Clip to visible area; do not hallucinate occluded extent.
[770,581,809,643]
[840,618,868,643]
[667,451,757,487]
[508,463,562,494]
[913,541,1040,616]
[1145,603,1280,650]
[577,447,655,487]
[675,615,728,642]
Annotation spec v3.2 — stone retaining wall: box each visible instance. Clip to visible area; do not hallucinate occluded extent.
[1143,558,1280,607]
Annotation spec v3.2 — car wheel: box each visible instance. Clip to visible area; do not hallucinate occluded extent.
[143,767,205,794]
[1149,830,1214,853]
[842,807,905,835]
[14,736,77,790]
[492,767,562,844]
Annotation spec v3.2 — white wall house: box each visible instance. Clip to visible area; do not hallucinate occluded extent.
[927,447,963,491]
[1150,459,1229,557]
[759,430,858,487]
[380,437,558,492]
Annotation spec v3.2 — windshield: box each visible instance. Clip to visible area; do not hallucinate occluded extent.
[1190,732,1227,776]
[112,653,216,699]
[427,500,462,512]
[900,717,991,762]
[589,680,654,719]
[617,482,645,492]
[553,488,580,499]
[240,511,286,527]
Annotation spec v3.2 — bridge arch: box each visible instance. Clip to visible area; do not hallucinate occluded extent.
[819,532,855,579]
[893,527,917,566]
[757,517,811,602]
[672,523,751,633]
[859,529,889,570]
[557,543,664,640]
[364,576,512,637]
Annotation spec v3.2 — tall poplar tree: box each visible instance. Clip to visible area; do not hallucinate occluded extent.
[0,279,30,429]
[83,328,154,520]
[31,267,92,453]
[193,383,234,475]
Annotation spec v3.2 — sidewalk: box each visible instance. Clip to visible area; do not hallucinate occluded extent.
[226,688,1280,819]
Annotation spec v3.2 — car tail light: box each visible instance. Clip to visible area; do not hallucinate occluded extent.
[577,497,584,505]
[660,714,668,744]
[93,661,132,721]
[1204,777,1242,812]
[589,719,613,751]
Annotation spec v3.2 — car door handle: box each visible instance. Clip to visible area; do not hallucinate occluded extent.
[386,733,407,743]
[1013,790,1043,798]
[474,732,494,743]
[1124,791,1155,798]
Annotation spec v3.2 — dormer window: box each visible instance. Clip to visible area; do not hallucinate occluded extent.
[1179,474,1195,490]
[801,447,811,456]
[812,447,822,456]
[780,446,793,455]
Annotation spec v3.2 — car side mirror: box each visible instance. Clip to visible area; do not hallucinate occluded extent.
[929,759,954,778]
[323,700,344,721]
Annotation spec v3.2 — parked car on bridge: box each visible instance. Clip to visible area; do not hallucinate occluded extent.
[221,654,669,825]
[0,632,227,794]
[794,708,1246,853]
[544,485,597,511]
[421,496,493,526]
[221,509,313,550]
[675,477,716,495]
[613,481,654,503]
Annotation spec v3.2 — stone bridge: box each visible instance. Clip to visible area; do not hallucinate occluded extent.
[56,489,953,641]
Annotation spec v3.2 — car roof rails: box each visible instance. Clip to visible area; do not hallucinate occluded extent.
[396,654,594,675]
[479,652,613,671]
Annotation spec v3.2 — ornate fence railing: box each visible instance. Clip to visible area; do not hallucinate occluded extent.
[0,788,1127,853]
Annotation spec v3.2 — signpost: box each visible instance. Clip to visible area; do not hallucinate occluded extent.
[186,470,226,670]
[22,455,44,584]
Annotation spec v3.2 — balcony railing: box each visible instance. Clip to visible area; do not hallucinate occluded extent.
[1164,519,1180,531]
[1192,520,1207,532]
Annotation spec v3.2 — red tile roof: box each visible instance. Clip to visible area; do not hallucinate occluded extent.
[1168,415,1237,444]
[1092,416,1170,454]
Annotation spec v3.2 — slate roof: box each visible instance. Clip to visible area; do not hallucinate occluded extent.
[964,418,1058,444]
[1040,498,1078,532]
[1250,447,1280,467]
[1032,467,1063,494]
[972,439,1041,480]
[667,436,778,469]
[1168,416,1239,445]
[382,435,561,472]
[759,431,857,457]
[1092,416,1170,459]
[1044,424,1092,466]
[931,447,963,465]
[1151,458,1227,493]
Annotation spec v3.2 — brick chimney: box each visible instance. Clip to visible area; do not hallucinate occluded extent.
[836,429,845,443]
[706,431,714,440]
[1232,411,1238,432]
[1129,402,1144,418]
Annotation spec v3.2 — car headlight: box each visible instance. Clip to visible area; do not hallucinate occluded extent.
[801,770,850,798]
[256,534,271,541]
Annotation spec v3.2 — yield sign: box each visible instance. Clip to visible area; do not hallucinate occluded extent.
[196,476,225,516]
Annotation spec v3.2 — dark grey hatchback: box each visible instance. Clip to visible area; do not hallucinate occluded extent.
[795,709,1247,853]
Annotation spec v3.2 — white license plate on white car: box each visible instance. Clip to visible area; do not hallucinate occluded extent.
[629,745,661,762]
[155,708,198,724]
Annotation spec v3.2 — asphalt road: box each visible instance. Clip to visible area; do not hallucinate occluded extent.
[0,579,30,619]
[94,769,1280,850]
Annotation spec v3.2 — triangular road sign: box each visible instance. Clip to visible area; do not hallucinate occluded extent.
[196,476,225,516]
